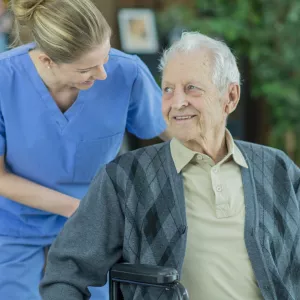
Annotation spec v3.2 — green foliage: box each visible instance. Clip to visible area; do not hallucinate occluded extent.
[157,1,300,163]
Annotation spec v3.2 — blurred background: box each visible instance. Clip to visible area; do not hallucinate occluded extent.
[1,0,300,165]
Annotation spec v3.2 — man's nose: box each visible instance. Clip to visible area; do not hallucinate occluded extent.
[172,91,188,109]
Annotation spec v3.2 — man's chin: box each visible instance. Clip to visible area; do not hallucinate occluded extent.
[171,130,192,143]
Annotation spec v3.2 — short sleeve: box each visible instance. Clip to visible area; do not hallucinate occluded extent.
[126,56,166,139]
[0,92,6,156]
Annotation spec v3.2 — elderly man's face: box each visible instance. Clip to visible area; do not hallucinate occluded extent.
[162,49,233,145]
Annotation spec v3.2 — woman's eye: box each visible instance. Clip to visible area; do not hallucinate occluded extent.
[79,70,89,74]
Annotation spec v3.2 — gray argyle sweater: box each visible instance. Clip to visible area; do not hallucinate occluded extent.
[40,141,300,300]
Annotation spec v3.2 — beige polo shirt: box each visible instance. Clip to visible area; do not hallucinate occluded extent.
[170,130,263,300]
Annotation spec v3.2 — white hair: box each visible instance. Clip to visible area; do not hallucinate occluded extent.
[159,32,241,93]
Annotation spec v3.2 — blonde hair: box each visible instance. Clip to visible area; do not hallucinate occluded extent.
[10,0,111,63]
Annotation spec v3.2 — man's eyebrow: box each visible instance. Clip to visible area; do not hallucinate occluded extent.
[162,81,204,86]
[162,81,174,86]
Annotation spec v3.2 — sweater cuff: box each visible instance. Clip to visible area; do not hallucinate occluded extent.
[40,283,85,300]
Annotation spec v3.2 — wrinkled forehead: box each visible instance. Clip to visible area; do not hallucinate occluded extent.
[162,49,215,85]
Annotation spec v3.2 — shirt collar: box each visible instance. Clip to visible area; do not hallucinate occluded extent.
[170,138,197,173]
[223,129,248,169]
[170,129,248,173]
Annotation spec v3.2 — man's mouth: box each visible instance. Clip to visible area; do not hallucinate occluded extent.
[173,115,196,120]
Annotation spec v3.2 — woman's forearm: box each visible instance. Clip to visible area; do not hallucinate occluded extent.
[0,172,80,217]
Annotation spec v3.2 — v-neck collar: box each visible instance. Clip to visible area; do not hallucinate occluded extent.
[20,44,86,131]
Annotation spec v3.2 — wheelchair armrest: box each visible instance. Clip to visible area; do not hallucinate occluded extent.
[110,263,179,285]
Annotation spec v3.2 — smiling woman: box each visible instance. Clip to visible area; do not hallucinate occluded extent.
[11,0,112,99]
[0,0,166,299]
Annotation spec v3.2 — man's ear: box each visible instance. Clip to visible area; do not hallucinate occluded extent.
[224,83,240,115]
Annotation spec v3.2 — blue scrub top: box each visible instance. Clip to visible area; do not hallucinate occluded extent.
[0,43,166,238]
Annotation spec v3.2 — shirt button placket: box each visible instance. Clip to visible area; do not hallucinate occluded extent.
[216,184,223,192]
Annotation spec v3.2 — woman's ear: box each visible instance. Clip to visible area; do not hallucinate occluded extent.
[38,53,55,69]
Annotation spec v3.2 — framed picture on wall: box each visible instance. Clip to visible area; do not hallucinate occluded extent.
[118,8,159,54]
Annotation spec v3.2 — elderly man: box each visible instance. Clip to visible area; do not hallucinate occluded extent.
[40,32,300,300]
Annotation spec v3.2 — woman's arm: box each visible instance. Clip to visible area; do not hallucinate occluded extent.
[0,156,79,217]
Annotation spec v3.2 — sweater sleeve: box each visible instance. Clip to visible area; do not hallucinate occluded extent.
[288,159,300,203]
[40,166,124,300]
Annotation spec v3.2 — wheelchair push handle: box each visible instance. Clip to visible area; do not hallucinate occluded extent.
[109,263,189,299]
[110,263,179,284]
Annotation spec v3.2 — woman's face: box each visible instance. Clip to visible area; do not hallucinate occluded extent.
[48,39,111,90]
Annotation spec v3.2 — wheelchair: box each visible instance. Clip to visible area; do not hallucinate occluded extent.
[109,263,189,299]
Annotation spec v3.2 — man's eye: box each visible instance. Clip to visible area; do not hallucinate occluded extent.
[187,85,197,90]
[163,87,173,93]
